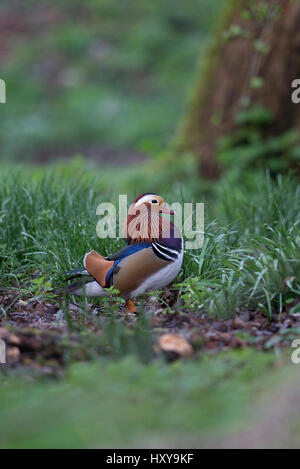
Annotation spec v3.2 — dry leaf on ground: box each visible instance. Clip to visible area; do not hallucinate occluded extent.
[158,333,193,357]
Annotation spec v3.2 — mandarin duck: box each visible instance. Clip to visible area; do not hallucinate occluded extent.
[63,193,183,312]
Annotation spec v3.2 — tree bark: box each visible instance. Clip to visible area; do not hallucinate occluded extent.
[179,0,300,179]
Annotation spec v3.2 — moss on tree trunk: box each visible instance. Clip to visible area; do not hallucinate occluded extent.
[178,0,300,179]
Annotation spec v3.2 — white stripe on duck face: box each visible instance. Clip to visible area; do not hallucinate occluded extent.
[134,194,162,207]
[151,242,179,261]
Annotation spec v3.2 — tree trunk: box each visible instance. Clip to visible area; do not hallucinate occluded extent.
[179,0,300,179]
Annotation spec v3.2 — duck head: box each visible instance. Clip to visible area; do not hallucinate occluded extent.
[126,193,175,243]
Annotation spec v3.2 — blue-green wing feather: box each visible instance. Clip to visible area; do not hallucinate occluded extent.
[105,242,151,284]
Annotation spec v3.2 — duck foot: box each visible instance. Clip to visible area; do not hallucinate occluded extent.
[125,299,136,313]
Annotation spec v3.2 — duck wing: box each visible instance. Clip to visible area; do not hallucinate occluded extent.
[105,242,151,261]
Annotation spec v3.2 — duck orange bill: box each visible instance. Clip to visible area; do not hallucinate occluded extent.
[160,205,174,215]
[85,250,114,288]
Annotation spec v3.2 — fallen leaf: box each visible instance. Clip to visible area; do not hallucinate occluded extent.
[8,334,21,345]
[6,346,20,364]
[232,317,252,330]
[18,299,28,308]
[158,333,193,357]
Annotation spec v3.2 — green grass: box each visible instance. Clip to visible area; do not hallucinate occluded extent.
[0,161,298,320]
[0,349,292,449]
[181,174,300,318]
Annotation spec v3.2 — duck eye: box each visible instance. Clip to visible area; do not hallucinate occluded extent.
[151,199,158,204]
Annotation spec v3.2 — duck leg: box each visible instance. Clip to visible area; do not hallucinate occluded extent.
[125,299,136,313]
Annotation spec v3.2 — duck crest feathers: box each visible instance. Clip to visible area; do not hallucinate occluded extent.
[126,203,179,245]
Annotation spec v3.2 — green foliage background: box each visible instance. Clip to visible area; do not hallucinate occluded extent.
[0,0,222,159]
[0,0,300,449]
